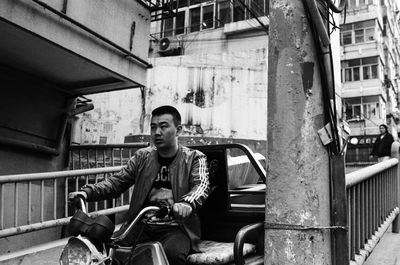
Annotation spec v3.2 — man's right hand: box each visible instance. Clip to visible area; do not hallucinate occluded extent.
[68,191,87,206]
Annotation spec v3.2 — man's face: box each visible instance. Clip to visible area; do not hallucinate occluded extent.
[379,126,386,135]
[150,114,181,150]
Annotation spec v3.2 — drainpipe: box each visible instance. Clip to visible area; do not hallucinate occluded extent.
[266,0,332,264]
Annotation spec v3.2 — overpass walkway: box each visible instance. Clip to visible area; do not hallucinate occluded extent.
[1,224,400,265]
[2,144,400,264]
[363,224,400,265]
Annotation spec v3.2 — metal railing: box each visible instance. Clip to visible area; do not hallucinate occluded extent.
[69,143,148,169]
[0,166,128,238]
[2,142,400,265]
[346,157,400,264]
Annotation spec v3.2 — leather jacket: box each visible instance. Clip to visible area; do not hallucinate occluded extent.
[82,145,210,251]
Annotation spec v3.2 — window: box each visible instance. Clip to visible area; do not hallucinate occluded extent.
[345,104,361,120]
[164,0,268,36]
[363,103,380,119]
[188,3,215,33]
[99,136,107,144]
[249,0,265,18]
[218,0,231,27]
[354,67,360,81]
[163,17,174,37]
[347,0,371,8]
[342,31,352,45]
[340,19,376,45]
[342,57,380,82]
[345,68,352,82]
[202,4,214,29]
[176,11,186,35]
[233,1,245,22]
[189,7,201,32]
[353,105,361,118]
[344,99,380,120]
[355,29,364,43]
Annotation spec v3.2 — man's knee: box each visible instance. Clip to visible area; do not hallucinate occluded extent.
[162,233,190,265]
[164,246,189,265]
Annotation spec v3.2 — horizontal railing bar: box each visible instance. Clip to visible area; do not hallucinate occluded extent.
[0,205,129,238]
[346,159,398,188]
[0,166,123,183]
[70,143,149,150]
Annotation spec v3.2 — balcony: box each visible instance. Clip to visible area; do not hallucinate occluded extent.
[341,3,383,26]
[341,41,383,61]
[342,79,385,99]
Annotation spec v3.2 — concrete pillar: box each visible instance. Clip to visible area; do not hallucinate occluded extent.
[266,0,332,264]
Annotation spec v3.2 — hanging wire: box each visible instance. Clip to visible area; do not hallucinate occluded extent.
[326,0,347,13]
[302,0,348,154]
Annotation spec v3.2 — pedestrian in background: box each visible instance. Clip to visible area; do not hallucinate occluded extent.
[370,124,394,162]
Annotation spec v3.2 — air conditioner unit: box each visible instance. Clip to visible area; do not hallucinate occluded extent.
[157,37,182,56]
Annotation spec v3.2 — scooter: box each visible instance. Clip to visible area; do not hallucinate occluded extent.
[59,197,170,265]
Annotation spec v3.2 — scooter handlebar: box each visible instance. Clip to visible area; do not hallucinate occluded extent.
[72,196,87,214]
[111,205,170,242]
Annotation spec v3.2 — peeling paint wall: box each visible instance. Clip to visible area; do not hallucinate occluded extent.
[145,49,267,140]
[73,31,268,144]
[72,89,143,144]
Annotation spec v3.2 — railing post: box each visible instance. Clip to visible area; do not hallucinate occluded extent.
[390,141,400,233]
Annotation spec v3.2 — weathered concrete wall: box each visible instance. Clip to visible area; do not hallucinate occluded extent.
[73,31,268,144]
[72,89,144,144]
[0,0,149,85]
[266,0,331,264]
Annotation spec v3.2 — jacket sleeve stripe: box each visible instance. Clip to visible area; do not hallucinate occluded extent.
[185,156,208,204]
[185,156,206,203]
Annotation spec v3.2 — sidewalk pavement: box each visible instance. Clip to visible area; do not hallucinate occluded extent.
[364,225,400,265]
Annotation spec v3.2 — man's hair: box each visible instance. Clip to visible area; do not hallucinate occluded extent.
[151,105,181,126]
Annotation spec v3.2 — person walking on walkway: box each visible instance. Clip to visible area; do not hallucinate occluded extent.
[370,124,394,162]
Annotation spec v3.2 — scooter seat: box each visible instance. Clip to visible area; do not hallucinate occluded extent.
[68,210,115,243]
[187,240,256,265]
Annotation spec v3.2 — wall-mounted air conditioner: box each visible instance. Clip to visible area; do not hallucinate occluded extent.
[157,37,182,56]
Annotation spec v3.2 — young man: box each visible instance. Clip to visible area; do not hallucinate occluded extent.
[69,105,209,265]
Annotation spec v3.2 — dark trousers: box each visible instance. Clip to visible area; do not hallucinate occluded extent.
[128,224,191,265]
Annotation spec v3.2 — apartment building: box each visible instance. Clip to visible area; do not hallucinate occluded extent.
[340,0,400,161]
[146,0,269,140]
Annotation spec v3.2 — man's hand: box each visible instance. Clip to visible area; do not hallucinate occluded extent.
[68,191,87,206]
[173,202,192,220]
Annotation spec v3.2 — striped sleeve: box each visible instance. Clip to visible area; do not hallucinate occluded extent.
[180,153,209,210]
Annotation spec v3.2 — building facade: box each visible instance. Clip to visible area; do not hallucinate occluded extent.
[73,0,270,146]
[341,0,400,159]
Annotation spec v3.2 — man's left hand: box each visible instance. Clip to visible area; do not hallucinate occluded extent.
[173,202,192,220]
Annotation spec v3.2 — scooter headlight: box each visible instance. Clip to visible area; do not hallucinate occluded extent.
[59,238,91,265]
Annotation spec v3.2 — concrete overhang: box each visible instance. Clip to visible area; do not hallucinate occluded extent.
[0,18,143,96]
